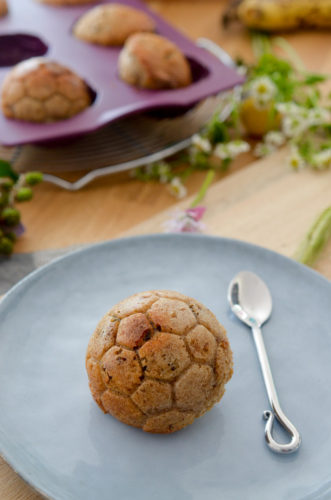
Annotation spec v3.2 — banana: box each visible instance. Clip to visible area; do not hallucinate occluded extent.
[234,0,331,31]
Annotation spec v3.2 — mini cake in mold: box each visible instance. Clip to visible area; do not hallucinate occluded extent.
[1,57,91,122]
[74,3,155,46]
[118,33,192,89]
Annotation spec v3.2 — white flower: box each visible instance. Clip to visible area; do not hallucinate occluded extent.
[213,143,230,160]
[276,102,296,115]
[308,107,331,126]
[236,65,248,76]
[191,134,212,153]
[254,143,276,157]
[254,131,285,158]
[311,149,331,170]
[168,177,187,199]
[250,76,277,104]
[163,206,206,233]
[276,102,303,117]
[276,102,311,119]
[288,147,305,170]
[282,116,308,138]
[277,103,330,138]
[227,140,250,156]
[214,140,250,160]
[265,131,285,147]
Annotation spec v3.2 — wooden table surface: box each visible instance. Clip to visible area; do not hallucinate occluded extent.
[1,1,331,499]
[14,0,331,255]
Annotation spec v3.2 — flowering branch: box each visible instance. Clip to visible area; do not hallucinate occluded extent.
[134,35,331,257]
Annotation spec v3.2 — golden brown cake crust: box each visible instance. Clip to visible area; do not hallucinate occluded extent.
[0,0,8,17]
[86,290,233,433]
[118,33,192,89]
[74,4,155,46]
[1,58,91,122]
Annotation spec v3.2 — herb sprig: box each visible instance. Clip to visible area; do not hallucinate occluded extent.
[0,160,42,255]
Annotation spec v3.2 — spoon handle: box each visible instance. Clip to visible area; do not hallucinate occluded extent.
[251,324,301,454]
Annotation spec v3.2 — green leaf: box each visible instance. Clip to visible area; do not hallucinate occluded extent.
[294,206,331,266]
[304,89,321,108]
[206,116,229,144]
[249,53,297,102]
[323,124,331,136]
[303,74,328,85]
[0,160,19,181]
[297,140,314,162]
[191,151,211,170]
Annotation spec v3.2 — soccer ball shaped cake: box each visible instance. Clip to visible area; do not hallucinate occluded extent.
[86,290,233,433]
[1,58,91,122]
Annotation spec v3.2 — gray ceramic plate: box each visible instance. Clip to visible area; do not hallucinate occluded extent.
[0,234,331,500]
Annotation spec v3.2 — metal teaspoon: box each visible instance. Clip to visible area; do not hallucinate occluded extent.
[227,271,301,454]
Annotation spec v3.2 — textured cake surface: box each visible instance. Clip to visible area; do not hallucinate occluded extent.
[86,290,233,433]
[118,33,192,89]
[1,58,91,122]
[74,4,155,46]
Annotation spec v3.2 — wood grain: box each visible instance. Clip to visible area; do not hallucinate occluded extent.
[123,148,331,279]
[14,155,253,252]
[1,1,331,499]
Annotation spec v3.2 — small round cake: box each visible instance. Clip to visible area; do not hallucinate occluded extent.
[86,290,233,433]
[118,33,192,89]
[74,4,156,46]
[0,0,8,17]
[1,58,91,122]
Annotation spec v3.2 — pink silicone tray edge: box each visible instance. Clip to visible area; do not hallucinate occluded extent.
[0,0,244,146]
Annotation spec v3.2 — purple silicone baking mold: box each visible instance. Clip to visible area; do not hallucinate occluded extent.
[0,0,244,146]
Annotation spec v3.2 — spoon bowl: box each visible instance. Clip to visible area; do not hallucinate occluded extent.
[228,271,272,327]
